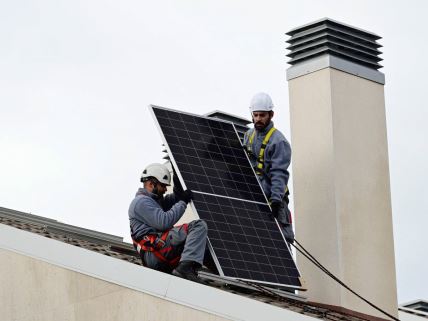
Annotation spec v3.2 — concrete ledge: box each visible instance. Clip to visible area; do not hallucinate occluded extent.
[0,223,313,321]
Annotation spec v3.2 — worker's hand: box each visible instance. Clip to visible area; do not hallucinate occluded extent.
[181,190,193,204]
[270,201,282,219]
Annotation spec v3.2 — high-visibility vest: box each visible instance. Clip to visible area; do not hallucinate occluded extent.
[248,127,277,176]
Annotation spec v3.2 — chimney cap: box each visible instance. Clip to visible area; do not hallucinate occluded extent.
[286,17,380,40]
[286,18,383,71]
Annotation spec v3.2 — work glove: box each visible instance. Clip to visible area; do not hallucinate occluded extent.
[180,190,193,204]
[270,201,282,219]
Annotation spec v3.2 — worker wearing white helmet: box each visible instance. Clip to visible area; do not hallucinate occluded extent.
[243,93,294,244]
[129,163,208,283]
[249,92,275,113]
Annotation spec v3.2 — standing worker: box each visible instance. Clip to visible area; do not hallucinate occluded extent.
[243,92,294,244]
[128,163,208,282]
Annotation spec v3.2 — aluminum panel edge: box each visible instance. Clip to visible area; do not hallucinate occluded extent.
[148,104,226,278]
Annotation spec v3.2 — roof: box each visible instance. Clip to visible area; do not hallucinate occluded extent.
[204,110,251,127]
[204,110,251,142]
[399,300,428,319]
[0,206,384,321]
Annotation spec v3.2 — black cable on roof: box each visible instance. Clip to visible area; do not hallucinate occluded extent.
[236,279,358,321]
[290,239,401,321]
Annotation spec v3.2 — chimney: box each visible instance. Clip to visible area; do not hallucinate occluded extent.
[286,18,398,318]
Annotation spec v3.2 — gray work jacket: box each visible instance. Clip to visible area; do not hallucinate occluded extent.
[243,121,291,202]
[128,188,186,240]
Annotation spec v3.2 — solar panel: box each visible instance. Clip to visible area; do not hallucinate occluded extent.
[150,105,302,288]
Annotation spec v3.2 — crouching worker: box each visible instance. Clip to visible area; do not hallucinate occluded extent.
[129,163,208,283]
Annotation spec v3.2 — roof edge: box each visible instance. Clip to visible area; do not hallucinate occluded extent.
[308,301,393,321]
[0,223,314,321]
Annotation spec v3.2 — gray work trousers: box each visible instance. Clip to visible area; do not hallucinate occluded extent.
[277,199,295,244]
[143,219,207,273]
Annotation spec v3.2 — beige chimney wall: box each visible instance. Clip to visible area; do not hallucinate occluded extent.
[288,62,398,318]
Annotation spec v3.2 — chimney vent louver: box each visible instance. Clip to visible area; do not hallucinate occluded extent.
[286,18,383,70]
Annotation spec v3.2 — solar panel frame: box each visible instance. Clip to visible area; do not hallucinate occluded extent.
[149,104,303,289]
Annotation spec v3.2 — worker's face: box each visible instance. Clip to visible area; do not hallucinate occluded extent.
[252,111,273,130]
[155,181,168,197]
[148,180,168,197]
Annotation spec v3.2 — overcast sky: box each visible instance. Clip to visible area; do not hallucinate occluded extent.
[1,0,427,304]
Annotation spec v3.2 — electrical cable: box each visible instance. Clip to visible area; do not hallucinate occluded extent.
[236,279,353,321]
[290,239,401,321]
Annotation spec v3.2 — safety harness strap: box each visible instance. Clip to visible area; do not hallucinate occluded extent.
[132,224,189,267]
[132,232,177,266]
[248,127,277,175]
[248,128,289,197]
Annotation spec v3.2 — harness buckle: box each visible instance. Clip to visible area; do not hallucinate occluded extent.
[154,238,166,250]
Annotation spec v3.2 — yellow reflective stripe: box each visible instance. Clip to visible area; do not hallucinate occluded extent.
[257,127,276,167]
[250,127,276,175]
[263,127,277,145]
[249,129,256,144]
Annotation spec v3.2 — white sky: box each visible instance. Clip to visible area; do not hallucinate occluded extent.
[1,0,427,304]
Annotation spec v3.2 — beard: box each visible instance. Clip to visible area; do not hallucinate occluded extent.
[252,113,272,131]
[254,121,268,130]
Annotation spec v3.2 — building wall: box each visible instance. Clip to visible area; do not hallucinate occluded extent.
[0,248,228,321]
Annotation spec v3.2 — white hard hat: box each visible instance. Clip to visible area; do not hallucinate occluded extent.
[249,92,274,112]
[141,163,171,185]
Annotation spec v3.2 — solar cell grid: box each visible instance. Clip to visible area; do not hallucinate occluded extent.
[153,107,266,203]
[193,193,300,286]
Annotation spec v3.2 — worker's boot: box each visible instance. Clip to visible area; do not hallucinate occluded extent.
[172,261,203,283]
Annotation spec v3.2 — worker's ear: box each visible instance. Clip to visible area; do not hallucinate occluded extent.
[269,111,274,118]
[145,180,154,193]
